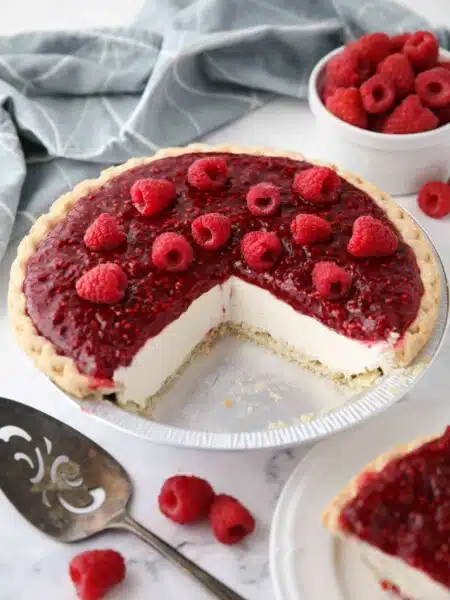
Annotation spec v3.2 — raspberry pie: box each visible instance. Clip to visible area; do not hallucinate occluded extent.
[323,428,450,599]
[8,145,440,411]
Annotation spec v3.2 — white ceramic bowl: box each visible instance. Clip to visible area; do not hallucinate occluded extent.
[308,46,450,196]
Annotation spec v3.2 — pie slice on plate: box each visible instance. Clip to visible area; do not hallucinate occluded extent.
[8,144,440,413]
[323,428,450,599]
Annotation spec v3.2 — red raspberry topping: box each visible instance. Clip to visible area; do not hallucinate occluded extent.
[381,94,438,134]
[69,550,126,600]
[191,212,231,250]
[158,475,215,524]
[290,214,332,245]
[76,263,127,304]
[209,494,255,545]
[418,181,450,219]
[312,261,352,300]
[83,213,126,252]
[130,178,177,216]
[241,231,282,272]
[377,53,415,98]
[187,156,228,191]
[325,87,368,128]
[246,182,281,216]
[415,67,450,108]
[293,166,341,204]
[389,32,412,53]
[439,60,450,71]
[151,232,193,272]
[360,74,395,114]
[347,215,398,258]
[325,48,371,88]
[403,31,439,72]
[349,32,391,67]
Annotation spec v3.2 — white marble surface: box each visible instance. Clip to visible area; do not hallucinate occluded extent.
[0,2,450,600]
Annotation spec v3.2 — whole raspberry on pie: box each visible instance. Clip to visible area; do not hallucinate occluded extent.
[84,213,126,251]
[151,232,194,272]
[241,231,282,271]
[130,178,177,216]
[209,494,255,545]
[293,166,341,204]
[76,263,128,304]
[69,549,126,600]
[312,261,352,300]
[191,213,231,250]
[347,215,398,258]
[290,214,332,245]
[187,156,228,191]
[246,183,281,216]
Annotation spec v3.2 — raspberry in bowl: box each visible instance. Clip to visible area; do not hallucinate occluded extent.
[308,32,450,196]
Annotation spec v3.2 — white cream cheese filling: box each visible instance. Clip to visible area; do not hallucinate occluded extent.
[114,277,396,406]
[356,537,450,600]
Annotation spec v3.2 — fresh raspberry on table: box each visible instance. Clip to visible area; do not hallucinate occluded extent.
[76,263,128,305]
[290,214,332,245]
[377,53,415,98]
[389,32,412,53]
[381,94,438,134]
[84,213,126,251]
[241,231,282,272]
[151,232,194,272]
[158,475,215,524]
[191,212,231,250]
[69,549,126,600]
[325,87,368,128]
[130,178,177,216]
[325,48,371,88]
[293,166,341,204]
[187,157,228,191]
[418,181,450,218]
[246,183,281,216]
[415,67,450,108]
[347,215,398,257]
[348,32,391,67]
[312,261,352,300]
[403,31,439,72]
[360,74,396,114]
[209,494,255,545]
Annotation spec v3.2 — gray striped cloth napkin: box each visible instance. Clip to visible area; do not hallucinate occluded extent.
[0,0,448,261]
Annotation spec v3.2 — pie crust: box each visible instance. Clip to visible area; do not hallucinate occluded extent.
[8,144,441,401]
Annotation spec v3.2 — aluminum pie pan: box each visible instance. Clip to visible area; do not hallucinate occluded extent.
[68,221,449,451]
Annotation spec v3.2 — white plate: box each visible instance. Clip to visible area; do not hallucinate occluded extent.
[70,218,449,450]
[269,395,450,600]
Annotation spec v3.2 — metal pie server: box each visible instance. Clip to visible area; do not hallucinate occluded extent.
[0,397,246,600]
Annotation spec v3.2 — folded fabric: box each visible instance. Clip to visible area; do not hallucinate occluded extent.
[0,0,447,261]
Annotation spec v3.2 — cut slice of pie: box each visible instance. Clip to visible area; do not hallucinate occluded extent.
[8,144,440,412]
[323,428,450,599]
